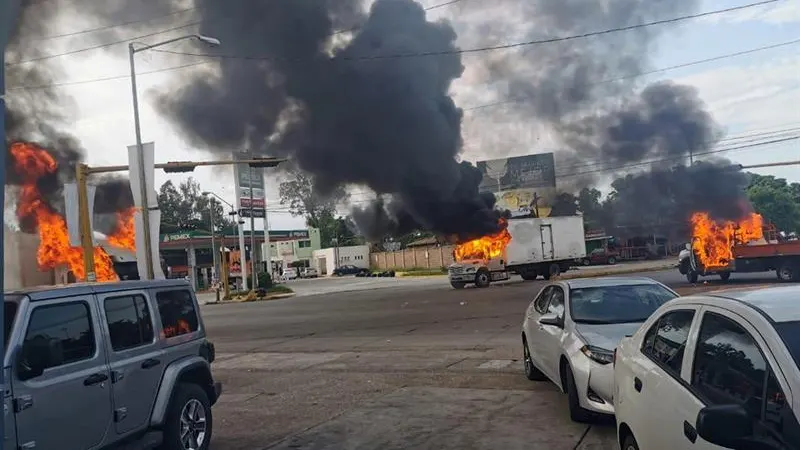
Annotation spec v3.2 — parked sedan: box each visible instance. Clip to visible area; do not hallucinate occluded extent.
[614,285,800,450]
[522,276,678,422]
[333,265,369,276]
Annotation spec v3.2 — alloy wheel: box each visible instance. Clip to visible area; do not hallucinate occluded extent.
[180,399,208,450]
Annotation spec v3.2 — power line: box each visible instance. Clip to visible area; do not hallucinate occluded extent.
[7,20,200,65]
[151,1,778,62]
[10,32,796,95]
[7,0,470,66]
[463,36,800,112]
[32,7,197,41]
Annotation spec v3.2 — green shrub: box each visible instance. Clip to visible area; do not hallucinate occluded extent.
[257,271,273,289]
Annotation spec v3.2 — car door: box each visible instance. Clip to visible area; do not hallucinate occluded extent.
[526,286,560,382]
[538,285,567,375]
[12,296,113,450]
[99,290,164,435]
[623,306,702,449]
[680,307,798,450]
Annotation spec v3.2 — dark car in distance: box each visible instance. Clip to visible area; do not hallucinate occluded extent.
[333,265,370,276]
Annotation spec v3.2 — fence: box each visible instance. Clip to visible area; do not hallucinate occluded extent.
[370,245,456,270]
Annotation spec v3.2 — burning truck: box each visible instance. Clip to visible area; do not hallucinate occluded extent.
[679,212,800,283]
[448,216,586,289]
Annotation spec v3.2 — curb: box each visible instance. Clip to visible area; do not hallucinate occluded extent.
[203,292,296,305]
[559,263,676,280]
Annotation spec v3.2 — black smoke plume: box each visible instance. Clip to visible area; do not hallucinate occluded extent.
[5,0,135,233]
[156,0,504,241]
[460,0,752,232]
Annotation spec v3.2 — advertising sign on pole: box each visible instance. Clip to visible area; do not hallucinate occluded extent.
[64,183,97,247]
[128,142,165,279]
[476,153,557,218]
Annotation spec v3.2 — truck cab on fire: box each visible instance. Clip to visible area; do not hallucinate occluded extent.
[3,279,222,450]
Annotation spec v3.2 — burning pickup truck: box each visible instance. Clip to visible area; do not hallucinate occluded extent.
[679,212,800,283]
[448,216,586,289]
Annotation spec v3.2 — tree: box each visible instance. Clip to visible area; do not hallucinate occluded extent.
[278,170,355,247]
[549,192,578,216]
[157,178,232,233]
[746,174,800,233]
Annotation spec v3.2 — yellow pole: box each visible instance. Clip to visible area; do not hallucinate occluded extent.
[221,247,230,299]
[76,164,96,282]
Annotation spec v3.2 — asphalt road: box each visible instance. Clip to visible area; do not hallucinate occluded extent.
[202,268,783,450]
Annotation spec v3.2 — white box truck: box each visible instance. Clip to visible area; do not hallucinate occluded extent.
[448,216,586,289]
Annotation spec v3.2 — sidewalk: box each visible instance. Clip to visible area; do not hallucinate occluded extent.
[564,258,676,279]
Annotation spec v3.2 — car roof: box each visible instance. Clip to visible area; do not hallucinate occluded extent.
[700,285,800,323]
[566,276,663,289]
[5,279,192,302]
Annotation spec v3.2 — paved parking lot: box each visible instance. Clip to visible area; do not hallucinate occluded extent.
[202,266,780,449]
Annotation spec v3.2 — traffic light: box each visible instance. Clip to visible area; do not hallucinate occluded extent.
[161,161,197,173]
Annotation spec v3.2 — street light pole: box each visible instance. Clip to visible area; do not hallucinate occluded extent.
[128,42,155,280]
[208,198,219,281]
[128,34,220,280]
[248,165,257,289]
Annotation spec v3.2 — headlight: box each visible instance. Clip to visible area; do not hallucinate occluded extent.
[465,267,477,273]
[580,345,614,365]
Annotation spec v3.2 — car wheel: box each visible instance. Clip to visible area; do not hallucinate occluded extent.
[450,281,466,289]
[543,263,560,280]
[607,256,617,265]
[719,271,731,281]
[582,258,591,266]
[686,270,698,283]
[161,383,213,450]
[564,364,592,423]
[622,434,640,450]
[778,263,798,282]
[523,338,547,381]
[475,269,491,288]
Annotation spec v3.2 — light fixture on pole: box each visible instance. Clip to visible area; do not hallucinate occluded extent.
[129,34,220,280]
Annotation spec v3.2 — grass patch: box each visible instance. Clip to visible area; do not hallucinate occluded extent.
[399,268,447,277]
[265,284,293,294]
[222,284,294,301]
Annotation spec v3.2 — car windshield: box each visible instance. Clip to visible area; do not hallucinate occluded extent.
[774,321,800,370]
[569,283,677,324]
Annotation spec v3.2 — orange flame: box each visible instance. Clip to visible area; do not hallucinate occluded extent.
[107,207,136,252]
[690,212,764,270]
[454,219,512,261]
[9,142,134,282]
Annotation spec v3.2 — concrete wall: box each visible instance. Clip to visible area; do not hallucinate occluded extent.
[4,226,55,289]
[370,245,456,270]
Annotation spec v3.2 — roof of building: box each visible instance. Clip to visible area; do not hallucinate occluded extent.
[6,279,191,302]
[706,285,800,323]
[406,236,444,247]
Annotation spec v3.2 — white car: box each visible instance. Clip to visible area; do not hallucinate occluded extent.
[282,268,298,280]
[614,285,800,450]
[522,276,678,422]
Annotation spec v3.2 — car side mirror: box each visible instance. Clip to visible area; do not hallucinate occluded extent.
[696,404,764,450]
[539,314,563,328]
[16,339,54,381]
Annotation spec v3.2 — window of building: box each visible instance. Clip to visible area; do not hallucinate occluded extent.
[298,240,311,248]
[155,290,199,338]
[23,302,95,370]
[641,309,694,377]
[104,295,154,351]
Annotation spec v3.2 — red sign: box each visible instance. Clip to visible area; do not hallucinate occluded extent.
[240,197,265,208]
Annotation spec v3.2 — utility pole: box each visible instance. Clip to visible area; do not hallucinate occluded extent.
[76,164,97,281]
[208,198,219,282]
[249,165,257,289]
[128,44,155,280]
[2,2,24,446]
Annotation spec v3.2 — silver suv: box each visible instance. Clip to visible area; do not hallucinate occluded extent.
[3,279,222,450]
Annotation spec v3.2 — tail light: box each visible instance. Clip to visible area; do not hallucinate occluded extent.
[200,340,216,363]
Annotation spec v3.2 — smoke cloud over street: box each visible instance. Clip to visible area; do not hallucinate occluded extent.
[5,0,755,240]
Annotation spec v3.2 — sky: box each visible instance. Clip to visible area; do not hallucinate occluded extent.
[6,0,799,232]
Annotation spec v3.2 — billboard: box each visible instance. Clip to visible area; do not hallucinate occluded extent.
[233,152,267,217]
[476,153,557,218]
